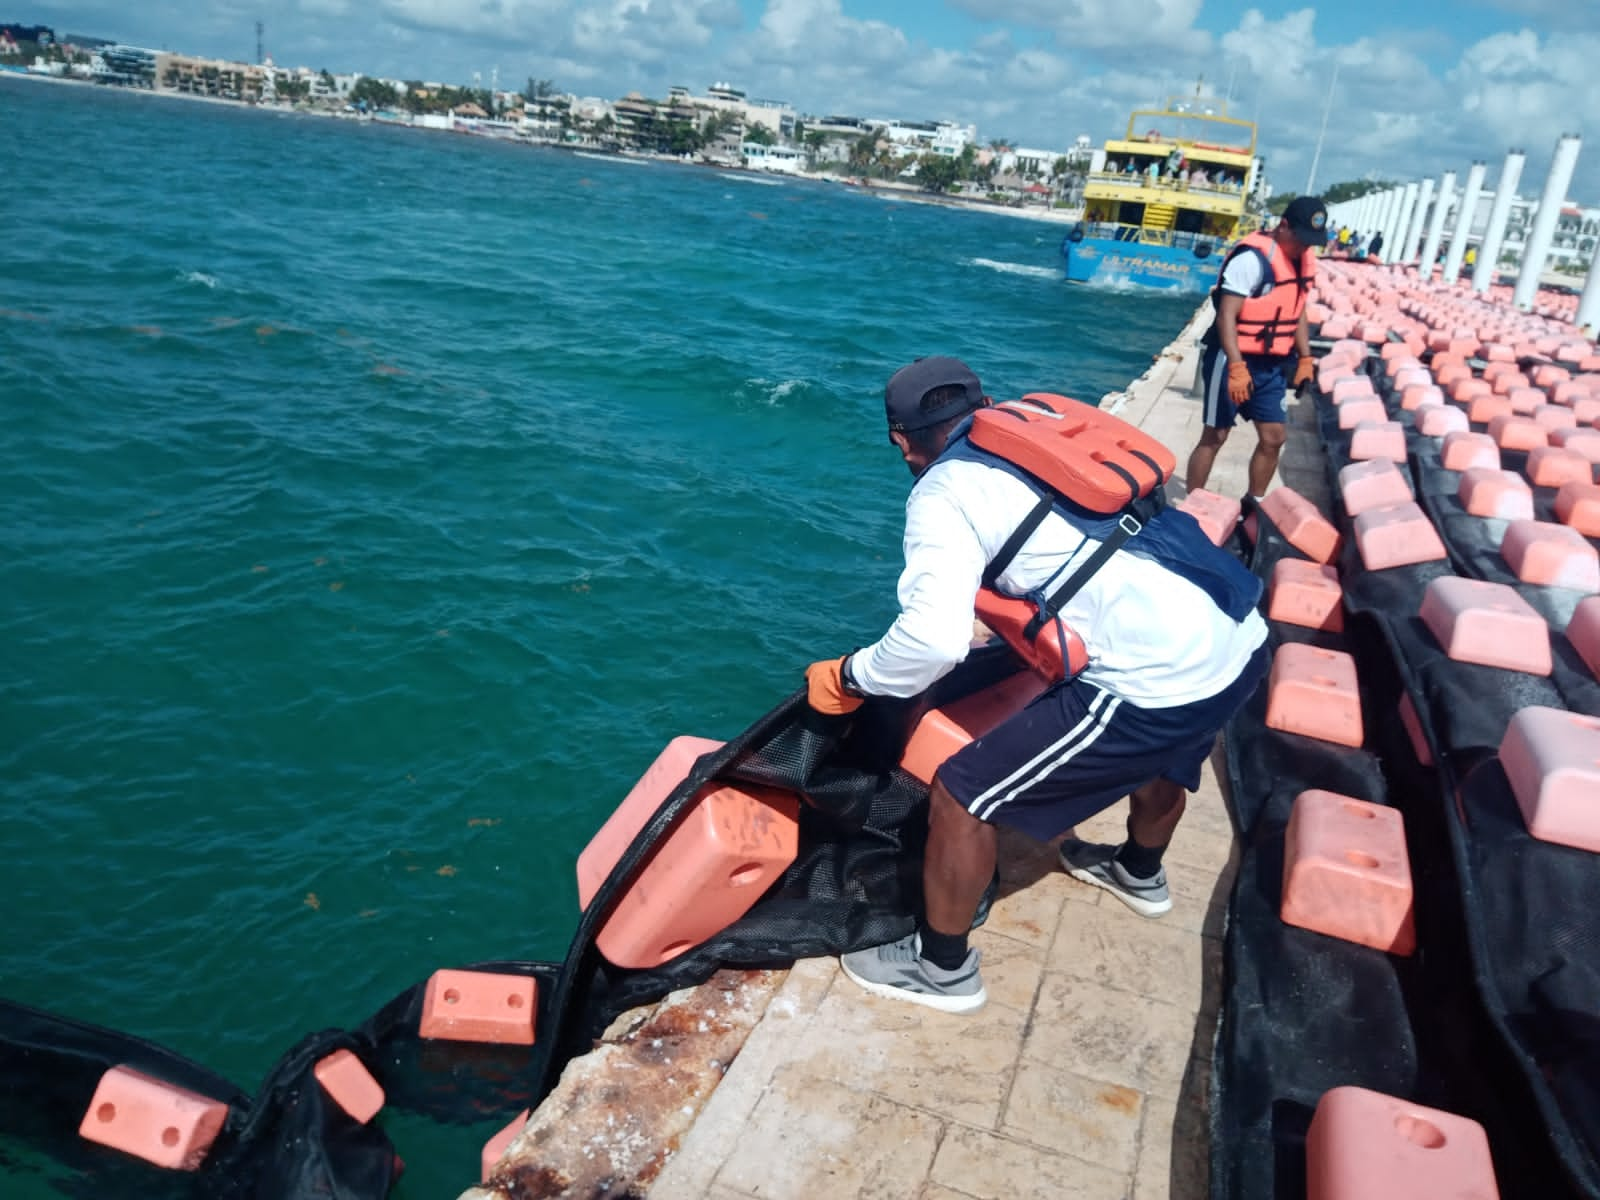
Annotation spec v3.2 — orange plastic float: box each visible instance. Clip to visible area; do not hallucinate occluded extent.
[1177,489,1242,546]
[1419,576,1551,674]
[1565,597,1600,679]
[1349,421,1407,463]
[1265,644,1364,747]
[313,1049,385,1124]
[1499,707,1600,852]
[1524,445,1591,489]
[1458,469,1532,520]
[1416,404,1469,437]
[1281,790,1415,955]
[1352,502,1447,570]
[1307,1087,1500,1200]
[420,969,538,1044]
[1258,488,1341,563]
[1439,431,1499,472]
[1337,459,1411,517]
[1337,399,1387,430]
[1486,414,1548,452]
[78,1065,229,1171]
[1499,521,1600,590]
[1268,558,1344,632]
[1465,393,1514,425]
[900,669,1048,785]
[576,736,799,969]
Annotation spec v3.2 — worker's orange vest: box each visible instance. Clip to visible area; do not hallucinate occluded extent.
[957,393,1179,681]
[1215,232,1315,357]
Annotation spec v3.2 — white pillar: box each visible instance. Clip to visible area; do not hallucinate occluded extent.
[1474,149,1526,294]
[1403,178,1434,265]
[1442,161,1487,285]
[1419,171,1456,279]
[1576,237,1600,335]
[1513,133,1583,312]
[1373,190,1397,249]
[1389,183,1418,258]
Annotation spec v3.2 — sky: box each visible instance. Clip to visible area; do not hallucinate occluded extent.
[20,0,1600,199]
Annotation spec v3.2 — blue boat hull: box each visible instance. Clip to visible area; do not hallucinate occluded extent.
[1061,236,1218,294]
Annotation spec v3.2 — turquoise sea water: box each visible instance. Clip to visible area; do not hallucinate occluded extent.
[0,77,1197,1196]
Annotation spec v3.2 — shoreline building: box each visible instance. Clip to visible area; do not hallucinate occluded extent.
[1432,187,1600,276]
[90,45,157,87]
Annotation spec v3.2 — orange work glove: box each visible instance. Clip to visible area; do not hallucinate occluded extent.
[1227,361,1253,405]
[1292,354,1315,388]
[805,656,864,716]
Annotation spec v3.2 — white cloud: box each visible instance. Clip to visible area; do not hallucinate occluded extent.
[377,0,570,39]
[948,0,1206,53]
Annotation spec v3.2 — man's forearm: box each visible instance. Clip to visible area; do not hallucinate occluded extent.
[1217,300,1245,363]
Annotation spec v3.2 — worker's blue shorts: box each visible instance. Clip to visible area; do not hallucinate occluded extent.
[937,643,1270,841]
[1200,343,1289,429]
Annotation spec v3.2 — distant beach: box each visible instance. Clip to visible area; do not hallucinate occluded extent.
[0,69,1084,228]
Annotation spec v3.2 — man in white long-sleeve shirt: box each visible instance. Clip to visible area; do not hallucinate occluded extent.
[806,357,1269,1013]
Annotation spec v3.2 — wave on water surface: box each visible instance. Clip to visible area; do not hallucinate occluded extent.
[717,172,783,187]
[966,257,1060,280]
[572,150,651,165]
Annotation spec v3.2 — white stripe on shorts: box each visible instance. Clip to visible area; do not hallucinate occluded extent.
[970,689,1124,822]
[1202,346,1229,427]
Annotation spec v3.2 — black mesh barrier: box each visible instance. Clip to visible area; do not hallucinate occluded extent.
[1209,353,1600,1199]
[1211,504,1417,1200]
[0,644,1023,1197]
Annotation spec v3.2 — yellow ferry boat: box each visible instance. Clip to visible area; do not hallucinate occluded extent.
[1063,93,1260,293]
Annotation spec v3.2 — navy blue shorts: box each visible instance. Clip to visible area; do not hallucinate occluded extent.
[937,643,1270,841]
[1200,343,1290,429]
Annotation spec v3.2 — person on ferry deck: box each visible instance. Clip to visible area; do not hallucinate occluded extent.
[803,357,1269,1013]
[1184,195,1326,505]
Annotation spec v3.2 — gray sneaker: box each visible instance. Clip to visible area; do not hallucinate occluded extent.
[839,933,987,1014]
[1059,839,1173,917]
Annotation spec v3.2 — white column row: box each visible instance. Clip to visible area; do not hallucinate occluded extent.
[1322,137,1594,331]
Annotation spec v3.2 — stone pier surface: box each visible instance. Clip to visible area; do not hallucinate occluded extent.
[468,302,1327,1199]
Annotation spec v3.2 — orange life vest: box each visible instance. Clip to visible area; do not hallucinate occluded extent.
[966,393,1176,514]
[1214,231,1315,357]
[959,393,1179,681]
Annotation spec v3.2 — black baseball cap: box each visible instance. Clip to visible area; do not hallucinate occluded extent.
[1281,195,1329,245]
[884,356,985,432]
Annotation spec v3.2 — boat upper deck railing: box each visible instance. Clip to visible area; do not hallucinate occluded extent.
[1085,171,1247,201]
[1120,99,1256,156]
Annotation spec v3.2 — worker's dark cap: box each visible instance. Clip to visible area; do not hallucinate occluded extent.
[1282,195,1329,244]
[884,357,985,432]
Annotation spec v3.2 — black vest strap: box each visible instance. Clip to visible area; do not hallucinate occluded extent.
[1024,512,1144,640]
[982,494,1053,589]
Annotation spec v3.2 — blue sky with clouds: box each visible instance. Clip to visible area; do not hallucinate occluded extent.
[21,1,1598,197]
